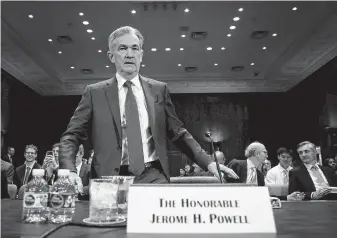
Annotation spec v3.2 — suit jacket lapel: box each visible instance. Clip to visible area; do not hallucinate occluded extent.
[79,164,86,179]
[241,160,248,183]
[104,77,122,147]
[300,164,316,191]
[139,75,156,136]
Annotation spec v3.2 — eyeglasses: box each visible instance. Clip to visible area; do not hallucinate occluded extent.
[25,152,36,155]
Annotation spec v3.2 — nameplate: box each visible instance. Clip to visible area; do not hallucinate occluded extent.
[127,184,276,234]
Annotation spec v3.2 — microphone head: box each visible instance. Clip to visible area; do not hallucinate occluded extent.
[205,131,211,137]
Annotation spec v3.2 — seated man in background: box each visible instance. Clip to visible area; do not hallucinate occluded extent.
[43,143,60,184]
[265,147,305,201]
[192,163,213,176]
[75,145,90,197]
[14,144,41,189]
[261,159,271,176]
[265,147,293,186]
[226,142,267,186]
[323,156,336,171]
[289,141,337,200]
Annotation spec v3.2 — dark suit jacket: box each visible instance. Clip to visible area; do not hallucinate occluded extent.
[289,164,337,200]
[226,159,265,186]
[59,75,213,180]
[2,154,19,168]
[14,162,41,188]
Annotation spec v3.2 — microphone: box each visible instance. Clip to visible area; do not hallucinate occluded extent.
[205,131,224,183]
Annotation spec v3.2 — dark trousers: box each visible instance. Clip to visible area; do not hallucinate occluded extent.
[119,161,169,184]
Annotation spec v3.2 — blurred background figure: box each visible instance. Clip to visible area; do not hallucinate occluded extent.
[179,168,186,177]
[323,156,336,170]
[261,159,272,176]
[184,164,195,176]
[87,150,94,165]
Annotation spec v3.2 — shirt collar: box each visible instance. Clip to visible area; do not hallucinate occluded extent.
[277,163,292,172]
[25,161,35,169]
[304,162,319,170]
[247,159,256,169]
[116,72,141,91]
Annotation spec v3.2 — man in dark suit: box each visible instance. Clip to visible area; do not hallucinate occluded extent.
[2,146,19,168]
[226,142,267,186]
[289,141,337,200]
[14,144,41,189]
[59,26,239,189]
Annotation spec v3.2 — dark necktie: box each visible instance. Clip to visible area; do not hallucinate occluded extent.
[23,167,31,185]
[124,81,144,175]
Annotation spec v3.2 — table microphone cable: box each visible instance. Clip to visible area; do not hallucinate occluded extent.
[38,222,126,238]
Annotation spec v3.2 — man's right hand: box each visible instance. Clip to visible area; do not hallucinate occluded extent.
[42,155,58,170]
[311,188,332,200]
[69,172,83,194]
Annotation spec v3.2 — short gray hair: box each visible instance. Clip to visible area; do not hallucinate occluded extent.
[108,26,144,51]
[297,141,316,152]
[245,141,264,158]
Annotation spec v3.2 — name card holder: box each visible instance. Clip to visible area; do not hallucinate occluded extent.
[127,184,276,237]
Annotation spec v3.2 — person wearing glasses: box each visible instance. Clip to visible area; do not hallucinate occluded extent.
[226,142,268,186]
[13,144,41,189]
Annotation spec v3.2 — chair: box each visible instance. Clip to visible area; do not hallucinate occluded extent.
[7,184,17,199]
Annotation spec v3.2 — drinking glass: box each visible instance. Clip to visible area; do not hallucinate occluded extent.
[89,178,119,222]
[101,176,134,219]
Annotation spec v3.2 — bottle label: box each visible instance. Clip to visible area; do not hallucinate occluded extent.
[23,192,48,208]
[49,193,76,209]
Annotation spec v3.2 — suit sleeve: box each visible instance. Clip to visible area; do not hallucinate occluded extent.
[59,86,93,173]
[288,170,311,200]
[164,85,213,171]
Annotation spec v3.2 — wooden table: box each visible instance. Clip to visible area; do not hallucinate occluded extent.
[1,200,337,238]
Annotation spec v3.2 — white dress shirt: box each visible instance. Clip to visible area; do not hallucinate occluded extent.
[76,161,83,176]
[116,73,157,164]
[303,162,329,190]
[246,159,258,185]
[265,164,292,185]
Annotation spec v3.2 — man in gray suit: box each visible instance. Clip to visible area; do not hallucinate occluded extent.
[59,26,238,189]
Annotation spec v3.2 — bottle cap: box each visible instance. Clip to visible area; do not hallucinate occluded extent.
[58,169,70,176]
[32,169,45,176]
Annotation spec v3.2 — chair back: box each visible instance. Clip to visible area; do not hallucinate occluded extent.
[7,184,17,199]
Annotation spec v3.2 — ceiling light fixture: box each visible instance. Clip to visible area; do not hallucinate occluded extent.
[70,66,75,69]
[292,7,297,11]
[233,17,240,21]
[238,8,244,12]
[180,48,184,51]
[87,29,93,33]
[91,37,95,40]
[262,46,267,50]
[28,14,34,19]
[106,65,110,68]
[206,47,212,51]
[181,34,186,38]
[151,48,157,52]
[184,8,189,13]
[230,26,236,30]
[131,10,136,14]
[221,47,225,50]
[250,63,255,66]
[98,50,102,53]
[227,34,232,37]
[214,63,218,66]
[178,64,182,67]
[83,21,89,25]
[48,39,52,42]
[272,33,277,36]
[165,48,171,51]
[58,51,62,54]
[79,12,84,16]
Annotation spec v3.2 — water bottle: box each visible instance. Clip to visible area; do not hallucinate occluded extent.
[49,169,76,223]
[22,169,49,223]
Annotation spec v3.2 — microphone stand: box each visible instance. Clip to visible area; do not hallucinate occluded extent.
[207,133,224,184]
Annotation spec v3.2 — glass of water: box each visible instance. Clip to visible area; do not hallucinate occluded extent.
[101,176,134,219]
[89,178,119,222]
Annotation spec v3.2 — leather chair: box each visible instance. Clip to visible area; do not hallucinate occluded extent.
[7,184,17,199]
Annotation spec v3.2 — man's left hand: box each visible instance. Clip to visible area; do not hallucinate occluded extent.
[207,162,239,181]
